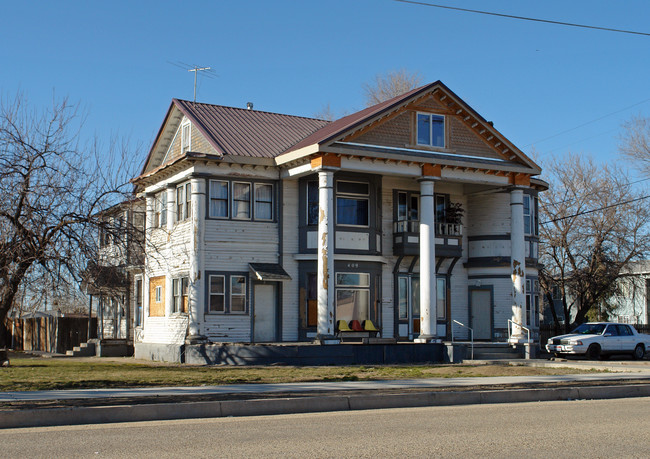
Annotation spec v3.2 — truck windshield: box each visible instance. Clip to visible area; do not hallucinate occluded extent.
[572,323,606,335]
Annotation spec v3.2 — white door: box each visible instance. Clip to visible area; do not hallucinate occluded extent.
[254,284,277,342]
[470,289,492,340]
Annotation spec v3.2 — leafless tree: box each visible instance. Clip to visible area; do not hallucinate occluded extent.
[619,115,650,175]
[538,153,650,332]
[362,69,424,107]
[0,93,138,347]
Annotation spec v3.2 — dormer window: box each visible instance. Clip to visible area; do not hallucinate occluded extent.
[181,122,191,154]
[417,113,445,148]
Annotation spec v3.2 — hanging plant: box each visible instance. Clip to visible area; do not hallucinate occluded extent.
[445,202,464,225]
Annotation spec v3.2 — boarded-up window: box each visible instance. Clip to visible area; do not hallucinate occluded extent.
[149,276,165,317]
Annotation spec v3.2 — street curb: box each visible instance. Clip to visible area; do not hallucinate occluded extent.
[2,384,650,429]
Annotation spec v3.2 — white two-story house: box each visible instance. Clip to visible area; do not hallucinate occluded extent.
[131,81,546,362]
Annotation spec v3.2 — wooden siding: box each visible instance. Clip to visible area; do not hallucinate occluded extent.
[351,111,411,148]
[281,179,300,341]
[141,316,188,344]
[448,117,502,160]
[467,192,511,237]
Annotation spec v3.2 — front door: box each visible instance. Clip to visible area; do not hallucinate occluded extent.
[470,288,492,340]
[254,283,277,342]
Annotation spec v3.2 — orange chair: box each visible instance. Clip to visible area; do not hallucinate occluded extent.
[349,320,364,331]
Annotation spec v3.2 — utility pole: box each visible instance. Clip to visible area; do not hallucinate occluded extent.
[188,66,211,103]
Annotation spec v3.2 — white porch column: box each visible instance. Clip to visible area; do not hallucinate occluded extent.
[417,177,438,342]
[166,185,175,232]
[317,169,336,339]
[187,178,206,341]
[509,187,527,342]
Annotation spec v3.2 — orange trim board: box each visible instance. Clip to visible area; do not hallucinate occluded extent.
[510,173,531,186]
[311,154,341,169]
[422,164,442,177]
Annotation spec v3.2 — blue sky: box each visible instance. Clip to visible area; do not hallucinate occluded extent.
[2,0,649,170]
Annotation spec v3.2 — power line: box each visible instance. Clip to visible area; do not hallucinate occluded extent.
[544,177,650,207]
[540,194,650,225]
[525,97,650,148]
[393,0,650,37]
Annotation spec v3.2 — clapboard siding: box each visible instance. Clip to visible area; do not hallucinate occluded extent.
[142,316,188,344]
[203,314,251,342]
[281,179,300,341]
[467,192,511,237]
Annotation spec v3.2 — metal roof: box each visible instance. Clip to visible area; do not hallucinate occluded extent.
[174,99,330,159]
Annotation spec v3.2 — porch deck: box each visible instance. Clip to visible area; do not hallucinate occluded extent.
[184,341,466,366]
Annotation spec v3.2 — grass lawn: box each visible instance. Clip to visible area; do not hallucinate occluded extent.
[0,354,603,392]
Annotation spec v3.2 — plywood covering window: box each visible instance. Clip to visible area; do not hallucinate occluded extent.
[149,276,165,317]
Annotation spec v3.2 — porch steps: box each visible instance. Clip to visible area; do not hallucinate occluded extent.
[464,342,524,361]
[65,341,96,357]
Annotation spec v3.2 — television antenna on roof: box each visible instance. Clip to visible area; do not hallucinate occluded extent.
[168,61,219,102]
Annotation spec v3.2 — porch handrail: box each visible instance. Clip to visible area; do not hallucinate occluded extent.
[507,319,531,344]
[452,319,473,360]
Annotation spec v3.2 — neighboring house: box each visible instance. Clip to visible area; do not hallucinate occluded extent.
[83,199,145,344]
[610,261,650,325]
[131,81,546,362]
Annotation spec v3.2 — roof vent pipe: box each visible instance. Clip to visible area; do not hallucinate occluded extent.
[246,102,254,110]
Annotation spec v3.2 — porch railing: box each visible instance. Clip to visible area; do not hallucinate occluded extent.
[507,319,531,344]
[452,319,473,360]
[393,221,462,237]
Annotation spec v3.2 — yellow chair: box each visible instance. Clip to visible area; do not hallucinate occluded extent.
[363,320,379,332]
[337,320,352,332]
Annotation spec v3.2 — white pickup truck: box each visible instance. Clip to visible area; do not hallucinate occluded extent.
[546,322,650,360]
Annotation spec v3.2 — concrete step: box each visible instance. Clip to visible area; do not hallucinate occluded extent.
[65,342,96,357]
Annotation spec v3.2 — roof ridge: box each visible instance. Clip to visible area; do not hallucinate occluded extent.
[173,98,331,124]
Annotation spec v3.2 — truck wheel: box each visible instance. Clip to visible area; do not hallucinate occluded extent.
[586,344,601,360]
[633,344,645,360]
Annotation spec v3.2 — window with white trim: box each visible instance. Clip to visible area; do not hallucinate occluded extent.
[172,277,189,313]
[526,279,540,328]
[206,273,248,314]
[524,195,539,236]
[155,285,162,303]
[417,113,445,147]
[176,182,191,222]
[153,191,167,228]
[208,275,225,312]
[181,122,191,154]
[233,182,251,220]
[209,179,274,221]
[209,180,229,218]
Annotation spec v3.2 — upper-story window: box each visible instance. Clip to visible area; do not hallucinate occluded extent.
[307,181,319,226]
[176,182,192,222]
[336,181,369,227]
[181,122,191,154]
[417,113,445,148]
[153,191,167,228]
[524,195,538,236]
[208,179,275,221]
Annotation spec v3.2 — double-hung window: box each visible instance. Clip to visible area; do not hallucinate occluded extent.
[255,184,273,221]
[307,181,319,226]
[206,273,248,314]
[396,191,419,232]
[336,181,369,226]
[209,180,229,218]
[176,182,191,222]
[173,277,189,313]
[523,195,539,236]
[181,122,191,154]
[153,191,167,228]
[233,182,251,219]
[417,113,445,148]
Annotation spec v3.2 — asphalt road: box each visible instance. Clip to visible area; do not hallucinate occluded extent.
[2,397,650,458]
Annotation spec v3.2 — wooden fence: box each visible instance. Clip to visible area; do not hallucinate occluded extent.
[6,317,97,354]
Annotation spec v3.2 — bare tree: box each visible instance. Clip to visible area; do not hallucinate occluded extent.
[0,93,137,348]
[538,153,650,332]
[362,69,424,107]
[619,115,650,174]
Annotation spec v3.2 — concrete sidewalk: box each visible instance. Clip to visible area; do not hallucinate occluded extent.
[2,360,650,429]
